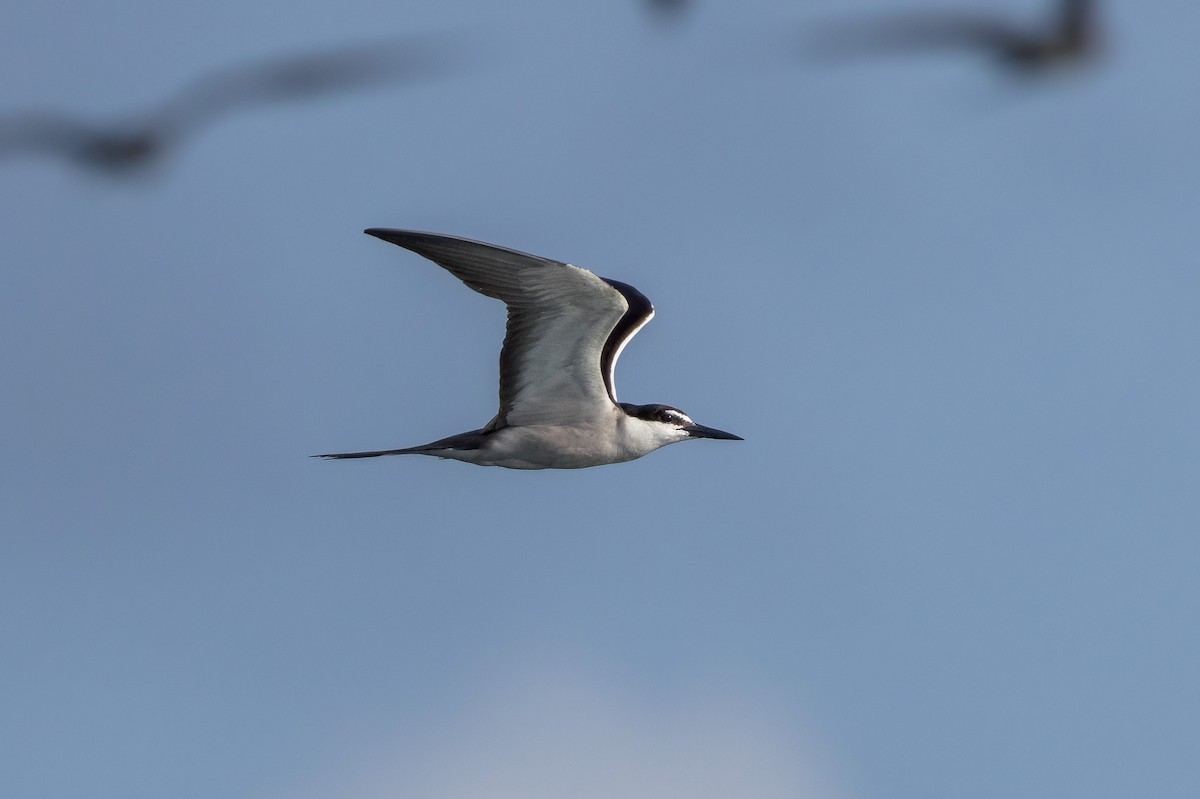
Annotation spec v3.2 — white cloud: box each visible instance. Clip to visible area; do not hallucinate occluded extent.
[302,662,844,799]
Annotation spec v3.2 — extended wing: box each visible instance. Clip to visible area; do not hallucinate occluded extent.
[366,229,654,428]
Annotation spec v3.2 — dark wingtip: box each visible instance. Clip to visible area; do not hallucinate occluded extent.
[364,225,422,244]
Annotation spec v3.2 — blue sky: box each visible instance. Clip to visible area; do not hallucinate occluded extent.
[3,1,1199,798]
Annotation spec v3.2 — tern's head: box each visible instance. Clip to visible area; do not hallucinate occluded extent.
[620,402,742,448]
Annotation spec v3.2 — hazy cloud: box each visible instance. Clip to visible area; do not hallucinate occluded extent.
[301,664,843,799]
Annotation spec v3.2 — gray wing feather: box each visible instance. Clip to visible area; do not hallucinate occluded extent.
[366,229,643,427]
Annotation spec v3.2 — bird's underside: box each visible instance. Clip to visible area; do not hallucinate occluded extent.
[317,413,673,470]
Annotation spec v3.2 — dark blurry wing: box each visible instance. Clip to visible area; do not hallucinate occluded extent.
[810,12,1028,57]
[1057,0,1094,41]
[0,112,96,159]
[147,37,451,138]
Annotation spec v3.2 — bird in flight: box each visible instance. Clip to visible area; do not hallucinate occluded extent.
[0,36,451,174]
[644,0,694,22]
[808,0,1099,73]
[317,230,741,469]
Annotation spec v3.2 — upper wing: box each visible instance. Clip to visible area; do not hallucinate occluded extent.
[366,229,654,428]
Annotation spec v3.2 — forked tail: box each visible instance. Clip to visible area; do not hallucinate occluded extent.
[312,447,426,459]
[313,428,490,460]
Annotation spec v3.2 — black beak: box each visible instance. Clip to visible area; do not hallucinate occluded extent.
[685,423,743,441]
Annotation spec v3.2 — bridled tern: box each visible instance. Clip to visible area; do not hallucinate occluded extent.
[318,229,741,469]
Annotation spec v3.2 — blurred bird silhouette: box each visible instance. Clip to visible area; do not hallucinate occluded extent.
[644,0,694,22]
[808,0,1099,73]
[0,36,455,174]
